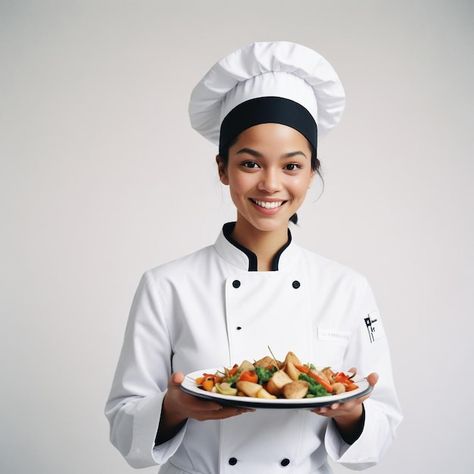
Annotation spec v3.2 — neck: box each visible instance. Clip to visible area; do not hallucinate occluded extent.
[231,217,289,271]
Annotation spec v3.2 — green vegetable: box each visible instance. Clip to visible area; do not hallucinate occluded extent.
[255,366,277,384]
[299,373,329,397]
[226,371,241,386]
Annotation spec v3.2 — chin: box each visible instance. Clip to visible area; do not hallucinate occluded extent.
[247,216,289,233]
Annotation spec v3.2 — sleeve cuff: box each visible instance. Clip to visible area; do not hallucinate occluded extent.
[152,420,188,465]
[125,391,188,468]
[324,400,391,470]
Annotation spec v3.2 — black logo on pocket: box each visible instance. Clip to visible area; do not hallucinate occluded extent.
[364,315,378,343]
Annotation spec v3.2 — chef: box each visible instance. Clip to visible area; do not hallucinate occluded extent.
[104,40,403,473]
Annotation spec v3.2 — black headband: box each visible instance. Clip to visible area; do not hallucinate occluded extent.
[218,96,318,157]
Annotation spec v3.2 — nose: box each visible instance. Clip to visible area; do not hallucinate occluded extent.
[257,168,281,193]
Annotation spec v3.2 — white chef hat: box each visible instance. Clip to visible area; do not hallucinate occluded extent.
[188,40,345,157]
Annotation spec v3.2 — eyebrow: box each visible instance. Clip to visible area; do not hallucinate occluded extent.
[235,147,307,159]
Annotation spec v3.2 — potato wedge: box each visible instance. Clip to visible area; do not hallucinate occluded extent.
[256,387,277,399]
[322,367,336,383]
[284,351,302,367]
[285,361,302,381]
[266,370,293,396]
[239,360,255,372]
[332,382,346,394]
[236,381,262,397]
[282,380,309,399]
[254,356,279,369]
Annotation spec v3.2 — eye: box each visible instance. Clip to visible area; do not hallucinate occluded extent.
[284,163,302,171]
[241,161,260,169]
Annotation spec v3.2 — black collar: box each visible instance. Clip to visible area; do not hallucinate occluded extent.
[222,221,292,271]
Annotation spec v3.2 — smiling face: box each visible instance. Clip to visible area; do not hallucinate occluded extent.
[217,123,315,234]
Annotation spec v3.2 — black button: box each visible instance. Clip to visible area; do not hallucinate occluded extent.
[281,458,290,466]
[292,280,300,289]
[232,280,241,288]
[236,326,242,330]
[228,457,237,465]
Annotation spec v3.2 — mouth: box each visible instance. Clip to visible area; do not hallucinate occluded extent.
[249,198,287,210]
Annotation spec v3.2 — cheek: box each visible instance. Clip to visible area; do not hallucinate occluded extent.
[228,174,254,196]
[288,177,312,198]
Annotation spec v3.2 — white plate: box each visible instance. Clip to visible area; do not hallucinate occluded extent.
[180,368,373,409]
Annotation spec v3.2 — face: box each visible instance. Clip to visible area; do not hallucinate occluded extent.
[217,123,315,233]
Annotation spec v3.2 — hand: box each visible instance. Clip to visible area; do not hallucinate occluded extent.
[163,372,255,424]
[311,369,378,425]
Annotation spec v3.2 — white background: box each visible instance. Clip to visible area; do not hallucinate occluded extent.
[1,1,472,473]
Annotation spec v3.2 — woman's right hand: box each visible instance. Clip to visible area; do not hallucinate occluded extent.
[156,372,254,445]
[163,372,254,424]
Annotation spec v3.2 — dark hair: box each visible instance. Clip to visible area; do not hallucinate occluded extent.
[217,132,323,225]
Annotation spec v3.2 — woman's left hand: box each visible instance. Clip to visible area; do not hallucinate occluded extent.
[311,370,378,424]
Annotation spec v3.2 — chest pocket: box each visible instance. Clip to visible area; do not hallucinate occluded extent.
[313,326,351,369]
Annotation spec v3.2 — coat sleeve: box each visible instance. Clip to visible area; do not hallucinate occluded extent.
[324,276,403,470]
[104,271,187,468]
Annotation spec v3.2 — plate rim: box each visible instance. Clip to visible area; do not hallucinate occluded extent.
[180,367,373,409]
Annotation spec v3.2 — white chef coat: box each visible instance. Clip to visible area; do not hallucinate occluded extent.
[105,222,402,473]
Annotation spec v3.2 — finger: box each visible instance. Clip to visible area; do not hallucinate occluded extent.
[348,367,357,375]
[237,408,256,414]
[343,396,366,408]
[193,407,254,420]
[175,389,224,411]
[313,409,331,417]
[169,372,185,387]
[366,372,379,386]
[188,399,227,411]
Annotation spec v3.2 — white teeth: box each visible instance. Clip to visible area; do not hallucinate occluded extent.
[253,199,284,209]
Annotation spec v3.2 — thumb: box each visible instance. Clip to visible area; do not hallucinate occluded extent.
[366,372,379,387]
[169,371,185,387]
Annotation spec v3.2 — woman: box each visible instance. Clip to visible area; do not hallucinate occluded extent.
[105,41,402,473]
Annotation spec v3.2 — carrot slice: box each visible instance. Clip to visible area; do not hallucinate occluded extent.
[202,377,215,391]
[227,364,239,377]
[308,371,334,393]
[294,364,310,374]
[334,372,358,391]
[239,370,258,383]
[344,382,359,391]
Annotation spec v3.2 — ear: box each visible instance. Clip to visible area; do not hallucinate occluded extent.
[216,155,229,185]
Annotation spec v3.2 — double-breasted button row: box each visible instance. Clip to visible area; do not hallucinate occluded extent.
[228,457,290,466]
[231,279,300,289]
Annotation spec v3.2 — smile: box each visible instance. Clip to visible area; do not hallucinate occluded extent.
[250,199,287,209]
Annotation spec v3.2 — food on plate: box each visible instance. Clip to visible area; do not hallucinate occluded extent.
[266,369,293,396]
[236,381,276,399]
[193,351,359,399]
[282,380,309,399]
